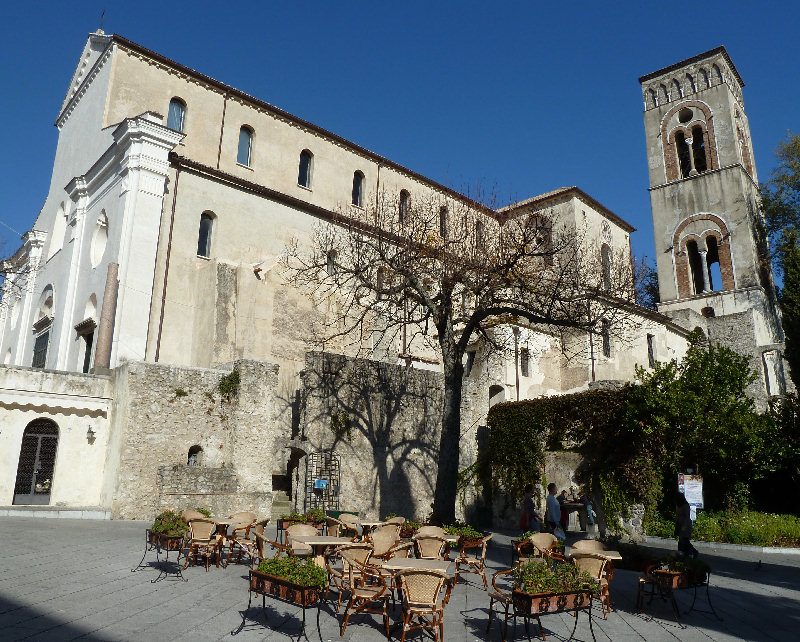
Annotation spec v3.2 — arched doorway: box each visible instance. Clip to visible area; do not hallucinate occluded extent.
[13,419,59,505]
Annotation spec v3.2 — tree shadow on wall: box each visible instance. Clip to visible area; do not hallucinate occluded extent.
[301,352,441,519]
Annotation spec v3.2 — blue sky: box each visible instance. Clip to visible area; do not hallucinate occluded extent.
[1,1,798,265]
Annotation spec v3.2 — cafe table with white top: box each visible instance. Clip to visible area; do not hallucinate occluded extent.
[292,535,354,568]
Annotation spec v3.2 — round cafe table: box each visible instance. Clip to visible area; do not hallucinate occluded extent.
[292,535,354,568]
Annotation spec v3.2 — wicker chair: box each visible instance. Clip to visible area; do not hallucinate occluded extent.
[415,535,448,560]
[571,539,606,553]
[570,552,611,618]
[183,518,221,570]
[339,563,390,638]
[285,523,318,557]
[181,509,206,522]
[372,522,402,540]
[486,566,517,641]
[384,516,406,526]
[416,525,447,538]
[339,514,362,540]
[326,516,344,537]
[396,569,449,642]
[369,529,400,559]
[226,518,269,566]
[516,532,558,561]
[454,533,493,589]
[325,543,373,613]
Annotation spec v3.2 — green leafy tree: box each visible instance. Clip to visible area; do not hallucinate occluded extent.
[776,229,800,389]
[626,331,779,510]
[759,132,800,389]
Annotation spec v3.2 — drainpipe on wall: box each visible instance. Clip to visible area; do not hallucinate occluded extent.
[93,262,119,373]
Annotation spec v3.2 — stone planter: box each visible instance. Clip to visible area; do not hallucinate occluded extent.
[512,588,593,615]
[249,570,322,607]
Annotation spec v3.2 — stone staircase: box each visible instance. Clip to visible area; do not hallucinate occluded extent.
[270,491,293,520]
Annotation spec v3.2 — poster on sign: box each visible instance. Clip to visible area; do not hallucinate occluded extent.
[678,474,704,511]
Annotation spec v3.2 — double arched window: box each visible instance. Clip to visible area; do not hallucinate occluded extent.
[167,98,186,132]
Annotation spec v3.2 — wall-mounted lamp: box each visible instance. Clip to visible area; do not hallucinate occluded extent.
[87,426,96,444]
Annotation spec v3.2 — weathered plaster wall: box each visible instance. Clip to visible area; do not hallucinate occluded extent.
[299,352,485,522]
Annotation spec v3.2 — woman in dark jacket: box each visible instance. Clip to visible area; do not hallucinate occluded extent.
[676,492,699,558]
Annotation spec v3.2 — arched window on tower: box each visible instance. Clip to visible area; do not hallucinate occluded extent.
[711,64,723,85]
[706,236,722,291]
[686,240,706,295]
[675,131,692,178]
[647,88,657,109]
[659,84,669,105]
[699,68,710,89]
[692,126,708,173]
[671,79,682,100]
[685,73,696,94]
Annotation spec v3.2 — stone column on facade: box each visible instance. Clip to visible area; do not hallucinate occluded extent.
[12,231,46,365]
[685,136,698,176]
[93,262,119,372]
[698,249,711,292]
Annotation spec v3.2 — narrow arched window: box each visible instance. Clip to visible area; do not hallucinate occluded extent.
[188,445,203,467]
[520,347,530,377]
[659,84,669,104]
[706,236,722,291]
[699,68,710,89]
[399,190,410,223]
[326,250,336,276]
[686,240,705,294]
[298,150,313,188]
[167,98,186,132]
[352,171,365,207]
[675,131,692,178]
[685,73,696,94]
[197,212,214,258]
[237,126,253,166]
[711,64,723,85]
[601,244,612,291]
[476,221,485,251]
[671,79,682,100]
[439,206,448,239]
[692,126,708,173]
[648,88,657,109]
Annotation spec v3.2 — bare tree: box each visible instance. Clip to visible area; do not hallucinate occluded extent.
[283,188,635,524]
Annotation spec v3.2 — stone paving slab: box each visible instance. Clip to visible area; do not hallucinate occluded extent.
[1,517,798,641]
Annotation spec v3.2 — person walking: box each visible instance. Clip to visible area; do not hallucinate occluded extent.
[520,484,544,532]
[545,483,563,538]
[676,492,699,558]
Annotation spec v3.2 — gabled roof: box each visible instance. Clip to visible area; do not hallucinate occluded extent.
[59,31,112,116]
[498,186,636,233]
[637,46,744,87]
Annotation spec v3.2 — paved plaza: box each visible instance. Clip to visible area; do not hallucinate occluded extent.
[1,517,798,641]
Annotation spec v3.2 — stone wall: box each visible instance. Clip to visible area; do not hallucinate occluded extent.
[109,359,282,519]
[299,352,485,521]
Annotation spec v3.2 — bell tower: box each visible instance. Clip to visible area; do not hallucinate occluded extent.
[639,46,791,400]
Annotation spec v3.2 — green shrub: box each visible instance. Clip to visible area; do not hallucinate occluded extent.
[643,511,675,538]
[513,559,597,594]
[444,523,482,538]
[218,369,240,401]
[651,510,800,547]
[194,507,212,517]
[256,556,326,588]
[151,510,188,537]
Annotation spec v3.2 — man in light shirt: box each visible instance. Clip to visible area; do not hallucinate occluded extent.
[545,482,561,532]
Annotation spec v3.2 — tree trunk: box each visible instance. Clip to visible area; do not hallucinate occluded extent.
[431,333,464,525]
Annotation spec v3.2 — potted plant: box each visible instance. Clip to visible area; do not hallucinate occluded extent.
[148,510,188,551]
[278,508,326,531]
[512,559,597,614]
[399,519,422,539]
[652,554,710,589]
[445,523,484,548]
[249,555,327,606]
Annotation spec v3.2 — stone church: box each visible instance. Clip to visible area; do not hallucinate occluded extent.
[0,34,788,520]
